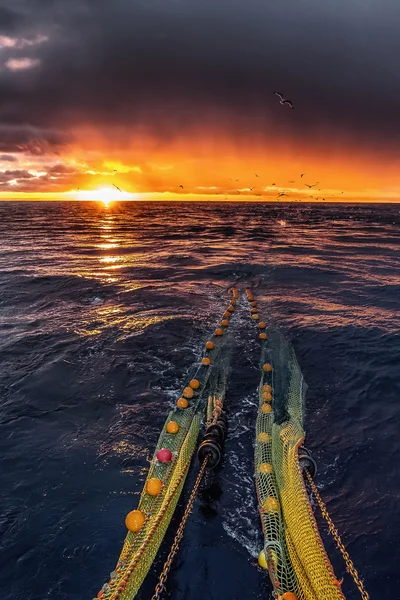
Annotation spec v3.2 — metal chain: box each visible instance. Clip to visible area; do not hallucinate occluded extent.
[151,456,209,600]
[305,470,369,600]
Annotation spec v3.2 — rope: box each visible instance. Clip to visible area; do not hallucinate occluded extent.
[305,470,369,600]
[151,455,209,600]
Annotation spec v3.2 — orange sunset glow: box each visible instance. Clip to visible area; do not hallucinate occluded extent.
[1,127,400,202]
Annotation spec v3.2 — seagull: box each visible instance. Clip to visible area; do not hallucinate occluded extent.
[305,183,318,188]
[179,185,184,189]
[248,187,254,191]
[277,192,288,198]
[300,173,305,178]
[113,184,122,193]
[289,180,295,183]
[274,92,293,109]
[255,173,259,177]
[271,183,276,186]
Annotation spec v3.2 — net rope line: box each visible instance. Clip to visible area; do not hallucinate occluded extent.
[94,289,239,600]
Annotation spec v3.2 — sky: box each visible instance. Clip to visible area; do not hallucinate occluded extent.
[0,0,400,201]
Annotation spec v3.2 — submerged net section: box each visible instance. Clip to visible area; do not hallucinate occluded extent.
[95,291,237,600]
[250,291,345,600]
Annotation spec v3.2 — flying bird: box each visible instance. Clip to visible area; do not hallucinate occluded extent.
[289,180,295,183]
[248,187,254,191]
[305,183,318,188]
[271,183,276,186]
[274,92,293,109]
[277,192,288,198]
[179,185,184,189]
[255,173,259,177]
[300,173,305,178]
[113,184,122,193]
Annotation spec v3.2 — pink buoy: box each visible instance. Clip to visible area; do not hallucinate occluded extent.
[157,448,172,463]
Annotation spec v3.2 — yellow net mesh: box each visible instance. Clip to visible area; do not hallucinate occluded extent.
[254,323,346,600]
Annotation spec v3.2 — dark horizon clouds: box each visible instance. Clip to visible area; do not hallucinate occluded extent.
[1,0,400,160]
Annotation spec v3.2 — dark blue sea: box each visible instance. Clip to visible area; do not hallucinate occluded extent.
[0,201,399,600]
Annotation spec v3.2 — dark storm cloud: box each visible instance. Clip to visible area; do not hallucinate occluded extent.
[1,0,400,150]
[0,154,17,161]
[0,169,34,182]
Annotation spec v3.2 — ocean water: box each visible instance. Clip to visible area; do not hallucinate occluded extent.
[0,201,398,600]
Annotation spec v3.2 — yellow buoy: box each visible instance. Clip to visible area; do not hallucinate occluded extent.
[166,421,179,434]
[261,403,272,414]
[258,550,268,569]
[183,386,194,399]
[263,497,280,512]
[125,510,145,532]
[201,357,211,366]
[257,432,270,443]
[146,478,163,496]
[205,341,214,350]
[189,379,200,390]
[176,397,188,408]
[263,363,272,372]
[259,463,273,474]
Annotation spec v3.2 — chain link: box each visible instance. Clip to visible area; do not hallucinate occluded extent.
[151,456,209,600]
[305,470,369,600]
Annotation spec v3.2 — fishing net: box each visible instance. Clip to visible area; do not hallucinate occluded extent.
[95,294,235,600]
[254,325,345,600]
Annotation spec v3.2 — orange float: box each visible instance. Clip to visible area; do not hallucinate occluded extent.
[259,333,268,340]
[125,510,145,532]
[257,432,270,443]
[259,463,273,474]
[227,304,234,312]
[263,384,272,392]
[189,379,200,390]
[250,308,258,314]
[263,363,273,372]
[146,478,163,496]
[252,314,259,320]
[215,328,223,336]
[278,594,298,600]
[176,397,188,408]
[205,341,215,350]
[201,357,211,366]
[263,392,273,402]
[221,319,229,327]
[261,403,272,414]
[183,386,194,399]
[258,322,266,329]
[263,497,280,512]
[166,421,179,434]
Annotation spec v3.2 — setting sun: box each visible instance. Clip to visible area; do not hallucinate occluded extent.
[70,186,136,205]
